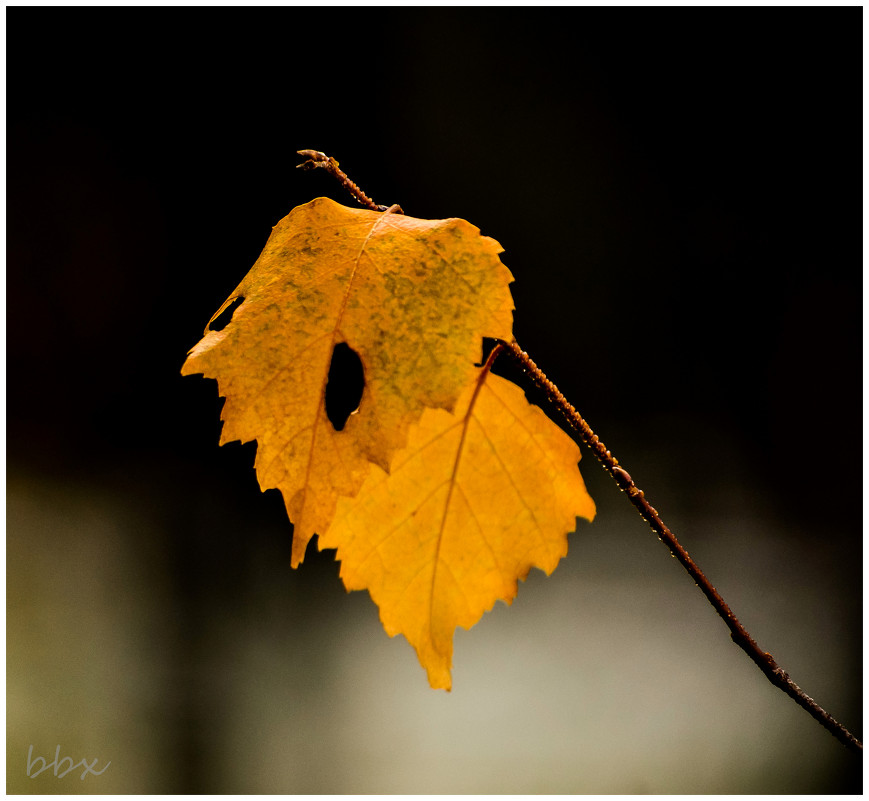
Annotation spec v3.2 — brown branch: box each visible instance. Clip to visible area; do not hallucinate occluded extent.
[496,338,862,754]
[296,150,403,214]
[296,149,861,754]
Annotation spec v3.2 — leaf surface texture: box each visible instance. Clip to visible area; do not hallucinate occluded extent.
[182,198,514,565]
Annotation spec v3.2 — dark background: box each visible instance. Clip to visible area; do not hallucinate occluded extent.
[8,9,861,794]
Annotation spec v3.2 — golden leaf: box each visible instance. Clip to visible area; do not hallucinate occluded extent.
[321,359,596,690]
[182,198,514,565]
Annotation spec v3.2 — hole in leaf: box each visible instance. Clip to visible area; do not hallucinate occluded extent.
[209,296,245,331]
[325,342,365,431]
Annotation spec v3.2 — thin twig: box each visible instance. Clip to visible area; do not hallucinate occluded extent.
[296,150,403,214]
[297,149,862,754]
[497,338,862,754]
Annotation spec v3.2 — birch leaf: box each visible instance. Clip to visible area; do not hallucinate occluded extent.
[181,198,514,565]
[321,361,596,690]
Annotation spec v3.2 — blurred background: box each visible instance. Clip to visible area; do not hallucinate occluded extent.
[7,8,861,794]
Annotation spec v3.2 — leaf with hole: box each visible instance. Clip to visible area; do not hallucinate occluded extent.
[182,198,515,566]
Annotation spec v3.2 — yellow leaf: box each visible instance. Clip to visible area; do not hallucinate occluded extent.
[321,358,596,690]
[182,198,514,565]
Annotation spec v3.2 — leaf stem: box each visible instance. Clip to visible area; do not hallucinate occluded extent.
[496,338,862,754]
